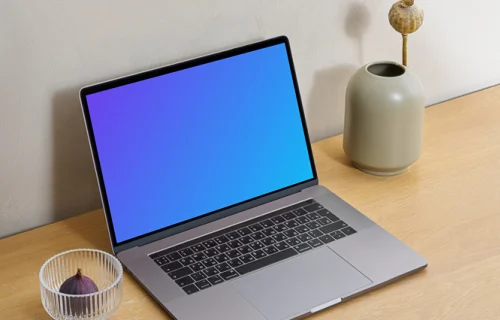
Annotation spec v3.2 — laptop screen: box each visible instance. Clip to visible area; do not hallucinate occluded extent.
[84,41,315,244]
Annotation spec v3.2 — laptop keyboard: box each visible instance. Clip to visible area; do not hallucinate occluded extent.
[149,199,357,295]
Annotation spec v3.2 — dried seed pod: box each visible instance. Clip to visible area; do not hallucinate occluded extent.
[389,0,424,66]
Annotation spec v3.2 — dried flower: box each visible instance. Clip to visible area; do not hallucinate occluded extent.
[389,0,424,66]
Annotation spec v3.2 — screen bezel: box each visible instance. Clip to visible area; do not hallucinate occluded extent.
[80,36,318,253]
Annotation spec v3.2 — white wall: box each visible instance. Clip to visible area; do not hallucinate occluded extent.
[1,0,499,238]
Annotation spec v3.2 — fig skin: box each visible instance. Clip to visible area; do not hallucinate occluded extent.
[59,268,99,316]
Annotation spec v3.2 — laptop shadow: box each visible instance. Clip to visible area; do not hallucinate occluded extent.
[51,87,102,246]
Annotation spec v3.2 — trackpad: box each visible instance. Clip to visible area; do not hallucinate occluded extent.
[232,247,371,320]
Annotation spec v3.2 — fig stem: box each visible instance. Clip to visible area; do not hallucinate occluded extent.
[76,268,82,277]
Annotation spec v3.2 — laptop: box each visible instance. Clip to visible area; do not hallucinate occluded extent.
[80,36,427,320]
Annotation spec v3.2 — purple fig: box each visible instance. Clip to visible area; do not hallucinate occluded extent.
[59,268,99,315]
[60,268,99,294]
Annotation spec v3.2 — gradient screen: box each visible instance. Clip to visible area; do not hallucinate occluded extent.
[86,43,314,243]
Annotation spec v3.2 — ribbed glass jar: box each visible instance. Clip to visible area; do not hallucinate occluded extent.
[40,249,123,319]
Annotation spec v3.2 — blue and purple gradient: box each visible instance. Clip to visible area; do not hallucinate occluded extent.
[86,43,314,243]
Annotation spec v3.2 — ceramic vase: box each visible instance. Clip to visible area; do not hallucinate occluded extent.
[343,61,425,175]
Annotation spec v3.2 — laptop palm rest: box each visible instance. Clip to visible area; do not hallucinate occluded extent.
[232,247,372,320]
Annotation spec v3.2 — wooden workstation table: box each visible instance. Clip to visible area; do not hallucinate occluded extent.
[1,85,500,319]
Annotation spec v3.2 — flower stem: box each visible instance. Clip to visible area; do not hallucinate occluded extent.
[403,34,408,66]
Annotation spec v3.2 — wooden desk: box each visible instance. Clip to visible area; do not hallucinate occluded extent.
[1,86,500,319]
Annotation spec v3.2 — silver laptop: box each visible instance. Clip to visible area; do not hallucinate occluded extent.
[80,36,427,320]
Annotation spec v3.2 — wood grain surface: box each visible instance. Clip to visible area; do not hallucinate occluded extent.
[1,85,499,319]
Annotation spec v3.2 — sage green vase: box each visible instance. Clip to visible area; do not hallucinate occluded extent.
[343,61,425,176]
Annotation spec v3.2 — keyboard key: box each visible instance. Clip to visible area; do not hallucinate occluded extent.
[318,209,339,222]
[260,220,274,228]
[295,225,311,234]
[215,262,232,272]
[251,232,265,240]
[153,256,169,266]
[298,199,315,206]
[215,244,231,253]
[286,237,301,246]
[296,216,311,224]
[341,227,357,235]
[192,252,207,262]
[238,245,253,255]
[227,249,242,259]
[262,228,277,237]
[226,231,241,240]
[202,258,217,268]
[304,203,323,212]
[179,248,194,257]
[214,253,230,264]
[191,272,206,282]
[284,220,299,229]
[162,261,183,273]
[272,233,287,242]
[319,234,335,244]
[261,237,277,246]
[240,254,256,264]
[195,279,211,290]
[150,249,170,260]
[306,221,321,230]
[248,224,264,232]
[207,275,224,285]
[175,276,194,287]
[294,243,313,253]
[263,246,278,255]
[317,209,331,216]
[204,248,219,257]
[284,229,299,238]
[179,257,195,266]
[237,227,252,236]
[297,234,313,242]
[204,267,219,277]
[228,258,244,268]
[251,250,267,259]
[215,235,230,244]
[325,213,340,222]
[236,248,298,275]
[166,252,182,261]
[309,229,324,238]
[249,241,265,250]
[271,215,286,224]
[292,208,308,216]
[191,243,206,253]
[306,212,321,220]
[240,236,255,244]
[220,269,239,281]
[190,262,206,272]
[202,239,217,248]
[168,266,193,280]
[331,231,346,240]
[317,217,332,226]
[182,284,199,295]
[308,239,323,248]
[319,221,348,234]
[275,241,290,251]
[272,224,288,233]
[282,212,297,220]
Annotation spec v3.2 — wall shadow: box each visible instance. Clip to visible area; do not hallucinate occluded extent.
[345,1,371,65]
[51,88,101,224]
[306,1,371,142]
[306,64,358,142]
